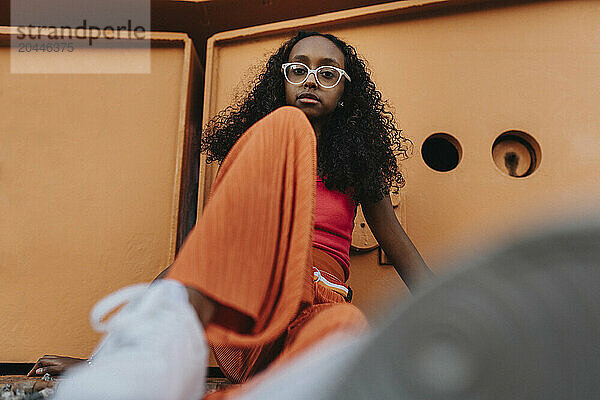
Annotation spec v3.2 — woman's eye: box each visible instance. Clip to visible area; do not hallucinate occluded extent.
[320,71,334,78]
[292,67,307,75]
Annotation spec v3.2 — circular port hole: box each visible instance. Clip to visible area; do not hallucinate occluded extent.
[421,133,462,172]
[492,131,541,178]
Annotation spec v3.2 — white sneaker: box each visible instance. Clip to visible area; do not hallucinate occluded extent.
[53,279,208,400]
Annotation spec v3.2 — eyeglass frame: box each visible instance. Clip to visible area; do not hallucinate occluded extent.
[281,62,351,89]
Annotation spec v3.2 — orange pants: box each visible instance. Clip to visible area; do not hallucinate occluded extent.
[167,107,368,393]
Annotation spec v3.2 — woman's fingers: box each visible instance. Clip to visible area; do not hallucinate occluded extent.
[27,356,53,376]
[26,361,41,377]
[33,364,64,376]
[27,361,47,376]
[27,357,50,376]
[27,355,85,376]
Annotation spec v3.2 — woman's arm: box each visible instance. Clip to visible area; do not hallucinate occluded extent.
[362,194,434,293]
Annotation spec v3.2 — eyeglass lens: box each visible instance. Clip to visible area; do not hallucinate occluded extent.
[285,63,341,87]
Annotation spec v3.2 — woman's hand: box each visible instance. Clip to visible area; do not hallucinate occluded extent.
[27,355,86,377]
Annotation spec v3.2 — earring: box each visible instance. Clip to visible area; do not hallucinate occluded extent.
[339,101,344,107]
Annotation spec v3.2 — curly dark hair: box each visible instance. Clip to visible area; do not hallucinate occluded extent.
[201,30,412,203]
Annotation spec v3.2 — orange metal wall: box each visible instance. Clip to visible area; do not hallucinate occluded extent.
[0,30,202,362]
[2,0,599,364]
[200,0,600,316]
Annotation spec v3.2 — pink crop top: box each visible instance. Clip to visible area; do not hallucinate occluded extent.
[313,177,357,281]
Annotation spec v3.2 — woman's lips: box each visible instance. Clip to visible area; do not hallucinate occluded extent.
[297,93,320,104]
[298,97,319,105]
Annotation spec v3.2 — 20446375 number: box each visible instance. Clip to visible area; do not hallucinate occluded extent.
[18,42,74,52]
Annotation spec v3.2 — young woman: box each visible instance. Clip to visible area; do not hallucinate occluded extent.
[197,30,431,290]
[30,30,433,396]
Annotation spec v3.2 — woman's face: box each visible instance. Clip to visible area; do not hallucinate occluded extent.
[284,36,346,127]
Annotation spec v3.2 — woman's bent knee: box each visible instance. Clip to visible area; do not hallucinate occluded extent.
[262,106,314,140]
[270,106,310,123]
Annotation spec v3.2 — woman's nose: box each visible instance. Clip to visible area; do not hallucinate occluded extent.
[304,72,318,87]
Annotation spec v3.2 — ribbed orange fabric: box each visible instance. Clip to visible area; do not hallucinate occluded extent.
[207,282,368,400]
[167,107,368,393]
[312,245,346,284]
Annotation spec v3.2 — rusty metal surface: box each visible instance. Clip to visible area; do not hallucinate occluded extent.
[0,375,235,398]
[0,375,55,399]
[205,377,237,395]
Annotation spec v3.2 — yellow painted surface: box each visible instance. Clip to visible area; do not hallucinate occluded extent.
[0,30,201,361]
[201,0,600,317]
[2,0,599,365]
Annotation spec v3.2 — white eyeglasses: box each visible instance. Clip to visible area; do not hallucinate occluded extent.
[282,62,351,89]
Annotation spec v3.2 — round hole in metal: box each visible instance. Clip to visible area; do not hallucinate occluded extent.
[492,131,541,178]
[421,133,462,172]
